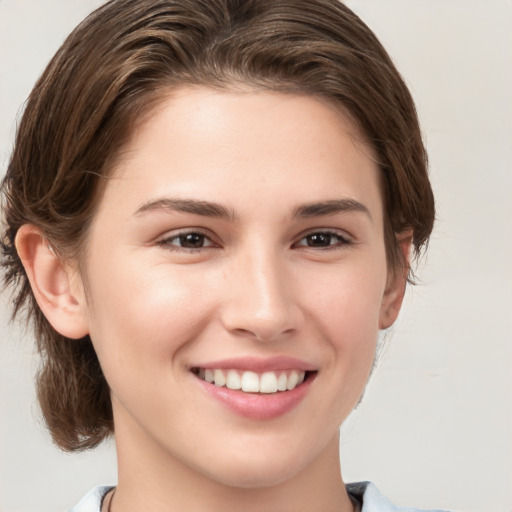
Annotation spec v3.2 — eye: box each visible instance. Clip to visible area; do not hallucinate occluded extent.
[157,231,215,250]
[294,230,351,249]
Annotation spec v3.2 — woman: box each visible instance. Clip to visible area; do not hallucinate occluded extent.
[1,1,442,511]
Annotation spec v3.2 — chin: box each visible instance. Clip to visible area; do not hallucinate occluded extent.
[197,437,323,490]
[208,461,303,490]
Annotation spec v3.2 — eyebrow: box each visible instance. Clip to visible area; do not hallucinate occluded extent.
[292,199,372,220]
[134,198,237,221]
[134,197,371,222]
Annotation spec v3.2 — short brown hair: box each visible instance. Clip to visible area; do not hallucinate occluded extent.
[1,0,435,451]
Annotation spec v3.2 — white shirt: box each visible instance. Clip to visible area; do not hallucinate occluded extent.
[69,481,449,512]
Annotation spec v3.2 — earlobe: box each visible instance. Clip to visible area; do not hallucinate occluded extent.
[379,230,413,330]
[15,224,89,339]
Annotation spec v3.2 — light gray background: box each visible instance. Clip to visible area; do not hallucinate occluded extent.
[1,1,511,511]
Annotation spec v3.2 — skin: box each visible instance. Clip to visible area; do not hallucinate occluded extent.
[17,87,409,512]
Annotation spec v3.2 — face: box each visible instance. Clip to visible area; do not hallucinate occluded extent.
[76,88,404,488]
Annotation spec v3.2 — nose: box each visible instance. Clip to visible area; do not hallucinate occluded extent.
[220,248,302,342]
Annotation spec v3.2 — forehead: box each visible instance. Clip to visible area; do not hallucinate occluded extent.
[100,87,382,221]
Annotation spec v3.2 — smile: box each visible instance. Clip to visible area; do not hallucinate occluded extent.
[190,357,317,419]
[193,368,308,394]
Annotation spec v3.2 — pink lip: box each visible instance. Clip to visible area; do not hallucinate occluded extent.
[192,355,317,373]
[191,356,317,420]
[195,376,314,420]
[192,365,316,421]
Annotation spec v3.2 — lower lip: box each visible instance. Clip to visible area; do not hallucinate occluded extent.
[195,374,315,420]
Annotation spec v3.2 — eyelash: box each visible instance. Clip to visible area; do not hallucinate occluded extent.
[293,230,352,250]
[156,229,352,252]
[156,230,215,252]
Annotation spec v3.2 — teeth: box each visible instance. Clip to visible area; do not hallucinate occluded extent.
[226,369,241,390]
[213,369,226,387]
[287,371,299,390]
[260,372,278,393]
[277,372,288,391]
[241,371,259,392]
[197,369,308,394]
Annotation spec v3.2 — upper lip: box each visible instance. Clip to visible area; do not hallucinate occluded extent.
[191,356,317,373]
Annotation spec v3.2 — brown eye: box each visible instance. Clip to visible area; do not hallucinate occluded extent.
[306,233,332,247]
[159,231,214,250]
[296,231,350,248]
[178,233,206,248]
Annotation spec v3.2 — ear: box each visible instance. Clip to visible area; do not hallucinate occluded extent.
[15,224,89,339]
[379,230,413,330]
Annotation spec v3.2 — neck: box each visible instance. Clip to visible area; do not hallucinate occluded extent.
[112,421,354,512]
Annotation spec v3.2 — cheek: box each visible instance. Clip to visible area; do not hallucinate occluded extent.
[296,255,387,394]
[299,256,387,338]
[83,253,216,378]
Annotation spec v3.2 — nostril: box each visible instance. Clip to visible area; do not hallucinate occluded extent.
[220,275,302,341]
[229,324,297,343]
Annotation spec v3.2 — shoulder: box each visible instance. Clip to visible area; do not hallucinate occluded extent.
[69,486,113,512]
[347,481,450,512]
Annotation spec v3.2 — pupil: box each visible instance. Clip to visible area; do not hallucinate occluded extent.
[308,233,331,246]
[180,233,204,248]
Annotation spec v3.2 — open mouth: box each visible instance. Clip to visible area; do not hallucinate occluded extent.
[191,368,315,394]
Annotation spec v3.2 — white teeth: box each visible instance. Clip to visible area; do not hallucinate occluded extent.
[277,372,288,391]
[260,372,278,393]
[241,371,259,392]
[213,369,226,387]
[198,369,309,394]
[226,369,241,390]
[205,369,214,384]
[287,370,299,390]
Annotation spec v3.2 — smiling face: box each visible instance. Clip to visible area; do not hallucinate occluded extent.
[73,87,405,494]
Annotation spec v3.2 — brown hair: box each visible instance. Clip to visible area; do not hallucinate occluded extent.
[1,0,434,451]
